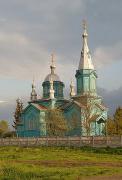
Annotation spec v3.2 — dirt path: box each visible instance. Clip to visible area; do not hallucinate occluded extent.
[4,160,122,180]
[13,160,122,168]
[82,175,122,180]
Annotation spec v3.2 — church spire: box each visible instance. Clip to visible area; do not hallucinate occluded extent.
[50,53,56,75]
[78,20,94,70]
[30,78,37,101]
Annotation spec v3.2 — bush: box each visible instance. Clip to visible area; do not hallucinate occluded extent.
[2,131,16,138]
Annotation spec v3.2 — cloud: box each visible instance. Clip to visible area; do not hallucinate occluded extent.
[0,101,5,103]
[93,42,122,68]
[0,31,50,80]
[98,87,122,116]
[0,0,86,82]
[0,29,78,91]
[0,100,14,126]
[12,0,85,13]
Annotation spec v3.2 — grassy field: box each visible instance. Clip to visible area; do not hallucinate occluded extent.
[0,146,122,180]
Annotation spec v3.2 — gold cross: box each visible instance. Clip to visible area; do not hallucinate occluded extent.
[51,53,55,64]
[33,75,35,85]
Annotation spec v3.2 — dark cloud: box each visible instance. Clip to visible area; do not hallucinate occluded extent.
[98,87,122,116]
[0,102,15,127]
[0,0,122,78]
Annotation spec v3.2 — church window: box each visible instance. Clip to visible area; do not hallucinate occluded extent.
[27,115,37,130]
[59,86,62,95]
[44,86,48,94]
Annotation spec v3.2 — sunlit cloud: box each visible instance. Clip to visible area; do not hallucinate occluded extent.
[93,42,122,68]
[0,101,6,103]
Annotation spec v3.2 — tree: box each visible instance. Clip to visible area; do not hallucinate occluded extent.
[114,107,122,135]
[106,118,116,135]
[13,98,23,129]
[2,131,16,138]
[0,120,9,137]
[80,94,100,136]
[46,108,68,136]
[106,107,122,135]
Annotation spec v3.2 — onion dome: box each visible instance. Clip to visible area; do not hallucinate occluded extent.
[44,73,60,82]
[44,54,60,82]
[42,54,64,99]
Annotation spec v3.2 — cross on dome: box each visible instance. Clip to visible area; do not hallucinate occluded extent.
[50,53,56,74]
[51,53,55,65]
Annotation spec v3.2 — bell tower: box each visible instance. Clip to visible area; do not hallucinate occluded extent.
[75,21,97,96]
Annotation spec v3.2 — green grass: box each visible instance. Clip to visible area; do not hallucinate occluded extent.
[0,146,122,179]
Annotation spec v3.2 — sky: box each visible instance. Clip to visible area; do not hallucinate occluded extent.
[0,0,122,125]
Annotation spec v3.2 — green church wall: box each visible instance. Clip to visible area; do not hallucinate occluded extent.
[17,104,46,137]
[42,81,64,99]
[64,103,82,136]
[75,69,97,95]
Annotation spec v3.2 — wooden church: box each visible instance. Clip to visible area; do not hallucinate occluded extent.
[14,23,108,137]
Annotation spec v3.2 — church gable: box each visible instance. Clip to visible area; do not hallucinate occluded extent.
[63,101,82,136]
[22,103,47,117]
[17,103,47,137]
[22,104,40,115]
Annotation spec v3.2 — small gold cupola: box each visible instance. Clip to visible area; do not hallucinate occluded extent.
[30,78,37,101]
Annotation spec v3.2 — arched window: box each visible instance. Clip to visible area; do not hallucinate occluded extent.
[26,114,37,130]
